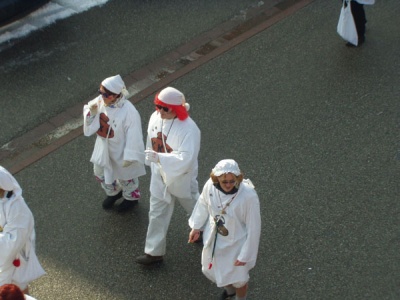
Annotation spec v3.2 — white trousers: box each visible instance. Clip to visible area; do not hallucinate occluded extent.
[144,192,199,256]
[93,164,140,200]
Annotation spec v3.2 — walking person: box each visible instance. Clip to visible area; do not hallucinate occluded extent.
[344,0,375,47]
[83,75,146,212]
[188,160,261,300]
[136,87,201,265]
[0,166,45,295]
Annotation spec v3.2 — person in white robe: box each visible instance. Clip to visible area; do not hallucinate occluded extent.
[136,87,201,265]
[0,166,45,294]
[188,160,261,300]
[83,75,146,212]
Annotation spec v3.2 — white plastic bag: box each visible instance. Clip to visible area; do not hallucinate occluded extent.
[13,251,46,284]
[337,0,358,46]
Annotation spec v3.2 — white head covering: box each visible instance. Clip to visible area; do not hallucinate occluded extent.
[212,159,241,176]
[158,87,190,111]
[101,74,129,97]
[0,166,22,198]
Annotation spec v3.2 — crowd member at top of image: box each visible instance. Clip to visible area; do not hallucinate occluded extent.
[83,75,146,212]
[135,87,201,265]
[343,0,375,47]
[0,166,45,295]
[0,283,36,300]
[188,159,261,300]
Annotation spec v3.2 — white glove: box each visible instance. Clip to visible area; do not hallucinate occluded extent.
[122,160,133,168]
[145,150,159,163]
[88,102,98,116]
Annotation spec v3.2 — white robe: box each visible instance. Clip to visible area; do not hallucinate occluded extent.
[0,166,45,289]
[146,111,201,203]
[83,96,146,184]
[189,178,261,287]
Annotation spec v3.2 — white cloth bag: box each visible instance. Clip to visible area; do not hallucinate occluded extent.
[337,0,358,46]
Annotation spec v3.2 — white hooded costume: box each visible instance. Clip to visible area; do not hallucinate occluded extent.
[83,75,146,195]
[144,87,201,256]
[189,160,261,287]
[0,166,45,290]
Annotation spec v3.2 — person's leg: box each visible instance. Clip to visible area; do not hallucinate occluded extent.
[144,195,175,255]
[93,164,122,208]
[235,283,248,300]
[117,178,140,212]
[350,1,366,42]
[220,285,236,299]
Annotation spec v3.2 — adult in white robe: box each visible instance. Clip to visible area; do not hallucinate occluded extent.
[343,0,375,47]
[0,166,45,293]
[136,87,201,265]
[188,160,261,300]
[83,75,146,212]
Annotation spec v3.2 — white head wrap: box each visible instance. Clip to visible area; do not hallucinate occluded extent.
[0,166,22,198]
[101,74,129,97]
[212,159,241,176]
[158,87,190,111]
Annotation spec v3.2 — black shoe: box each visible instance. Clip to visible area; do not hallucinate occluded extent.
[220,290,236,300]
[346,36,365,48]
[135,254,163,265]
[117,199,138,212]
[345,42,357,47]
[102,191,122,209]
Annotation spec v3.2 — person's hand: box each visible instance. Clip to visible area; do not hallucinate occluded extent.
[234,260,246,266]
[122,160,133,167]
[89,102,98,115]
[145,150,159,163]
[188,229,201,243]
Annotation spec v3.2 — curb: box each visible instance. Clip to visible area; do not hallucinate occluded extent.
[0,0,315,174]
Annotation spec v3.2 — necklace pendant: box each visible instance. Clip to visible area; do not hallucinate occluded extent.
[221,209,226,214]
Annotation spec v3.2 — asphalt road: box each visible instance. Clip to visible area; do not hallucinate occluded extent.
[0,0,259,146]
[2,0,400,299]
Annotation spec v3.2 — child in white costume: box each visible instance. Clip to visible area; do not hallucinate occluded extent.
[189,160,261,300]
[83,75,146,212]
[0,166,45,293]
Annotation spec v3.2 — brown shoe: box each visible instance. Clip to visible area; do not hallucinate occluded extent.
[135,254,163,265]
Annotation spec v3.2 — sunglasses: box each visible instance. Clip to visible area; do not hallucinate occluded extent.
[221,180,236,185]
[156,104,170,112]
[98,89,111,98]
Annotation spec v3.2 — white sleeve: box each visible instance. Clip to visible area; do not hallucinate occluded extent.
[237,191,261,263]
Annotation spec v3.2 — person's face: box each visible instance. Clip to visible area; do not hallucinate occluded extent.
[99,86,119,106]
[217,173,237,193]
[156,104,177,120]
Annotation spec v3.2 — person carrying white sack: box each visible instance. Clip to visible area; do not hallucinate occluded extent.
[188,160,261,300]
[340,0,375,47]
[135,86,201,265]
[0,166,45,295]
[83,75,146,212]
